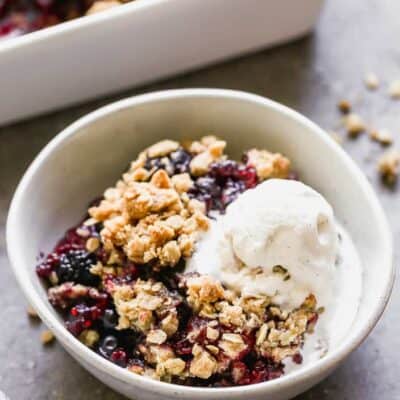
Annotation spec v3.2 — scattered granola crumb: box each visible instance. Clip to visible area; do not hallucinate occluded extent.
[369,129,393,146]
[378,150,400,185]
[337,99,351,114]
[40,330,55,345]
[27,305,39,319]
[344,113,366,137]
[364,73,379,90]
[389,80,400,99]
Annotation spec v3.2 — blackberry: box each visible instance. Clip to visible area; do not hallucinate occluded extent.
[56,249,99,285]
[189,160,258,213]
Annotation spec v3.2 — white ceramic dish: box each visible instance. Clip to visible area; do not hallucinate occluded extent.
[7,89,393,400]
[0,0,323,126]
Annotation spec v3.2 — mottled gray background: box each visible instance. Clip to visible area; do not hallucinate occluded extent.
[1,0,399,398]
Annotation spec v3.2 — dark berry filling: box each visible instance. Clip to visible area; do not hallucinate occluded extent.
[189,160,258,212]
[0,0,123,39]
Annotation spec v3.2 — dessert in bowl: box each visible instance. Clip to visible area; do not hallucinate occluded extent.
[7,89,393,400]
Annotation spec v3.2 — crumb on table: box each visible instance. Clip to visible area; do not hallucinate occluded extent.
[41,330,55,345]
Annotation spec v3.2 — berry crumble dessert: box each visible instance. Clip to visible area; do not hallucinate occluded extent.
[36,136,362,387]
[0,0,131,40]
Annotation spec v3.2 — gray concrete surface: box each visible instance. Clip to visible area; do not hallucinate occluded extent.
[1,0,399,398]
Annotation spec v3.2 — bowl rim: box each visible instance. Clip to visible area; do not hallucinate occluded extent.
[6,88,394,397]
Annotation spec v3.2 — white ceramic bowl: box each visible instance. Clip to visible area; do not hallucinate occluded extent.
[7,89,393,400]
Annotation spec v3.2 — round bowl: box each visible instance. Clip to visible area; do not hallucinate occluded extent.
[7,89,394,400]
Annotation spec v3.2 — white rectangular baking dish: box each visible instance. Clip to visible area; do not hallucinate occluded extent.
[0,0,322,126]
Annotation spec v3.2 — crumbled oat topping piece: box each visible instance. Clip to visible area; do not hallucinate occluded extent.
[163,358,186,376]
[206,326,220,341]
[245,149,290,180]
[184,274,225,315]
[389,80,400,99]
[190,345,218,379]
[369,129,393,146]
[256,295,317,362]
[147,329,168,345]
[218,333,247,358]
[86,0,122,15]
[160,313,179,337]
[41,330,55,345]
[378,149,400,185]
[344,113,366,137]
[337,99,351,114]
[364,73,379,90]
[89,169,209,268]
[217,302,245,327]
[189,138,227,176]
[111,279,181,335]
[86,237,100,252]
[147,140,180,158]
[171,173,193,193]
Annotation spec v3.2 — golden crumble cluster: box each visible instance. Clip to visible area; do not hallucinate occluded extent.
[245,148,291,180]
[89,168,209,268]
[106,273,319,382]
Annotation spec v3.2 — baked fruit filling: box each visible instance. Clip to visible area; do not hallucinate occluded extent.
[36,136,320,387]
[0,0,129,39]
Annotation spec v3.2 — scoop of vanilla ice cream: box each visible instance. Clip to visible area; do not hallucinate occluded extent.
[188,179,338,310]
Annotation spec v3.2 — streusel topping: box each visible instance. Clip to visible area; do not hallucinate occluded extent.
[89,169,209,268]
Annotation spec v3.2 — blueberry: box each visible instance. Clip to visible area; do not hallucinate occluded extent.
[169,149,191,173]
[102,309,118,329]
[195,177,221,197]
[99,335,118,357]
